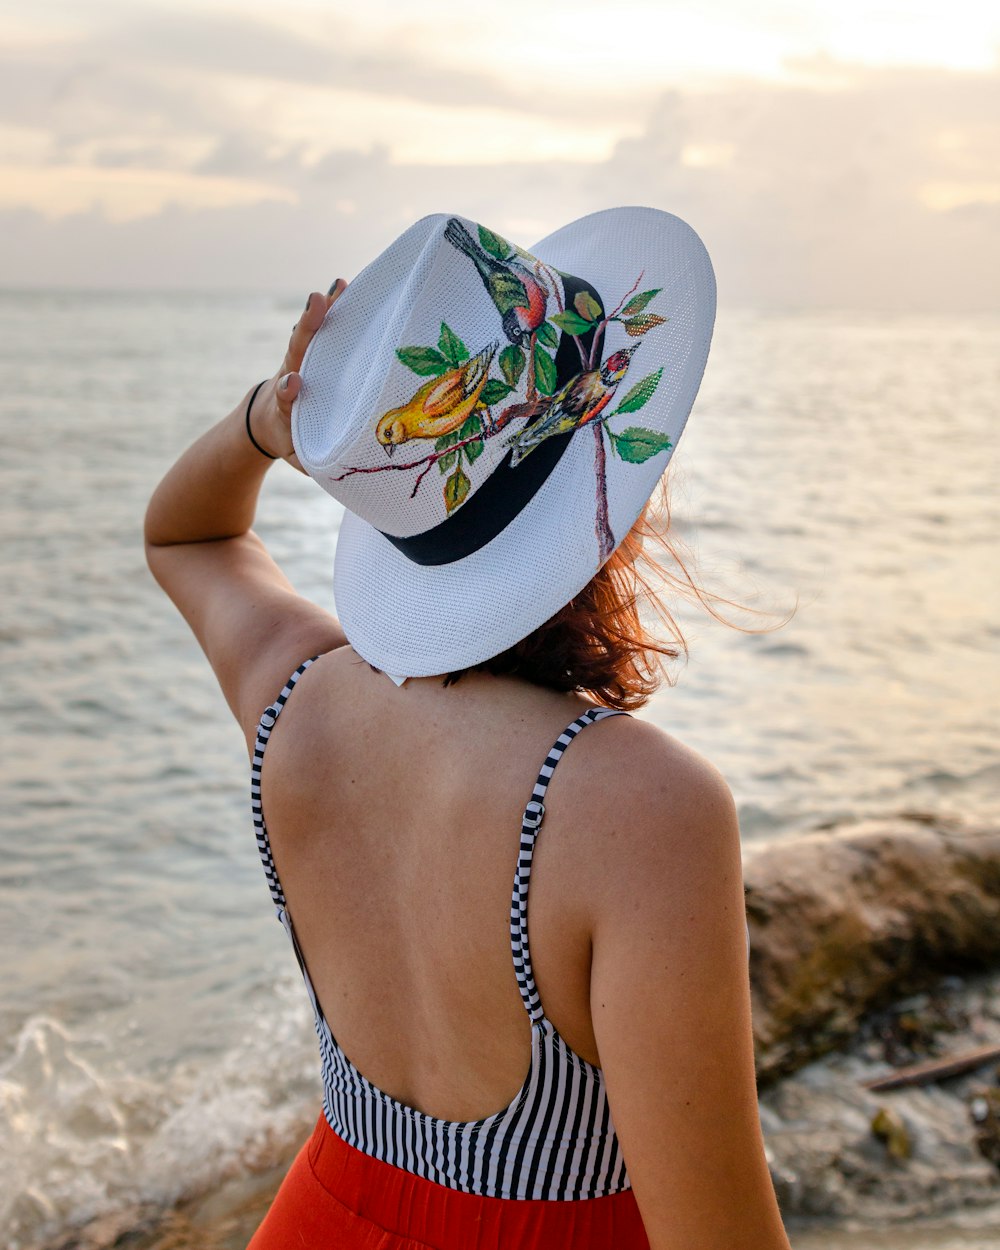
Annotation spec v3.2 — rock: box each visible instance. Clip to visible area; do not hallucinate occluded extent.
[744,815,1000,1082]
[758,988,1000,1226]
[970,1087,1000,1167]
[871,1106,912,1160]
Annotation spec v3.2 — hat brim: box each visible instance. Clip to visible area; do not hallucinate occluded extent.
[330,206,716,677]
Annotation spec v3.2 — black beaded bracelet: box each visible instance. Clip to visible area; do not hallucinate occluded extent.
[245,380,277,459]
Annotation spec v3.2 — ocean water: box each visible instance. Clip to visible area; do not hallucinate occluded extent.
[1,291,997,1246]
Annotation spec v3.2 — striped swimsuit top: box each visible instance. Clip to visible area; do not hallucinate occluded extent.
[252,659,633,1202]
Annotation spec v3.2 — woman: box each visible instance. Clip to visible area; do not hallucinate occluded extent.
[145,209,792,1248]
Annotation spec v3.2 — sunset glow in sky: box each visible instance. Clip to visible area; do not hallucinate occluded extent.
[1,0,997,309]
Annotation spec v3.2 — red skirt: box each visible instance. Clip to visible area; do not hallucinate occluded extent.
[248,1112,650,1249]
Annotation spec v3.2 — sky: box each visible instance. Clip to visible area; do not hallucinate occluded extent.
[1,0,998,310]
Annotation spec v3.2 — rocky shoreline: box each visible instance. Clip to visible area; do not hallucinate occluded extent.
[762,971,1000,1225]
[745,812,1000,1084]
[44,814,1000,1249]
[743,813,1000,1227]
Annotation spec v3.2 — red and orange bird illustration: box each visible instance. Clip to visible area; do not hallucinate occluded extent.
[444,218,548,347]
[506,344,640,466]
[376,344,498,455]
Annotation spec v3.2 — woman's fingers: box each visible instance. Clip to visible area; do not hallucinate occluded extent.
[282,292,326,374]
[273,370,301,419]
[259,281,346,472]
[281,280,346,375]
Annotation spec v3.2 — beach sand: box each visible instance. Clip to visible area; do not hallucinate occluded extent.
[50,1160,289,1250]
[59,1161,1000,1250]
[792,1224,1000,1249]
[53,1175,1000,1250]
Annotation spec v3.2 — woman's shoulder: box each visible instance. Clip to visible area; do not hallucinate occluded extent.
[557,710,742,918]
[570,710,737,839]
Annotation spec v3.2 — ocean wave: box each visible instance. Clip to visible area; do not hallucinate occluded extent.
[0,997,318,1250]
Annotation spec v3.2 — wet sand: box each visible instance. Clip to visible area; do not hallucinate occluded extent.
[792,1221,1000,1249]
[45,1162,287,1250]
[53,1186,1000,1250]
[52,1139,1000,1250]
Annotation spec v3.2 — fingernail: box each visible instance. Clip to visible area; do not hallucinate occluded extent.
[327,281,338,297]
[280,374,291,391]
[306,294,315,312]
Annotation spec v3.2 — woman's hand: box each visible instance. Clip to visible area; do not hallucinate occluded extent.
[247,280,347,470]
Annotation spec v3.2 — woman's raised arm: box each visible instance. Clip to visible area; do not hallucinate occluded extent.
[588,725,792,1250]
[144,286,348,743]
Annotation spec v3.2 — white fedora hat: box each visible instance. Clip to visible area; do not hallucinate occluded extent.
[292,206,716,677]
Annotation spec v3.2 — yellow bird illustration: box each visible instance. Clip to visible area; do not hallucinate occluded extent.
[376,344,497,454]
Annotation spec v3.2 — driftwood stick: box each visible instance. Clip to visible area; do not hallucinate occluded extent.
[862,1043,1000,1092]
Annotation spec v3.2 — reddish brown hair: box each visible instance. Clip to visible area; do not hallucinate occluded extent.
[441,475,741,711]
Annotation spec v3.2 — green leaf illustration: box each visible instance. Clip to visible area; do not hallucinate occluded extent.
[499,344,525,388]
[444,464,471,512]
[623,313,668,338]
[608,426,673,463]
[613,367,663,415]
[465,435,485,462]
[573,290,602,322]
[534,347,558,396]
[621,288,662,316]
[535,320,558,349]
[481,378,513,407]
[478,225,512,261]
[459,413,484,439]
[435,431,456,451]
[550,309,594,336]
[397,346,448,376]
[438,449,458,473]
[437,322,469,366]
[490,270,529,316]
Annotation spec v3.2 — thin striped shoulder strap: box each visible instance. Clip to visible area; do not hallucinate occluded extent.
[511,707,630,1024]
[251,657,317,911]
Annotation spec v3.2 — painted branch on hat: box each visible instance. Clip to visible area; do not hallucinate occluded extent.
[329,422,495,501]
[592,420,613,564]
[548,272,668,369]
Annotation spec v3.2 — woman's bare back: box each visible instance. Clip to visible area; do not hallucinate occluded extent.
[258,645,636,1122]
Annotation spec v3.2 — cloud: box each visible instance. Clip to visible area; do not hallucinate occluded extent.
[0,51,238,164]
[104,8,540,114]
[589,61,1000,310]
[0,2,594,153]
[0,19,996,312]
[0,4,630,188]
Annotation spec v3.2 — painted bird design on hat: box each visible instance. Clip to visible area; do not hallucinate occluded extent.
[506,344,641,467]
[377,343,497,454]
[444,218,548,347]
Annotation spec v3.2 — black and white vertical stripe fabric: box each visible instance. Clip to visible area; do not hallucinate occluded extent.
[252,662,633,1201]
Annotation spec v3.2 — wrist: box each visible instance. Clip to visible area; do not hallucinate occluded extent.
[245,380,279,459]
